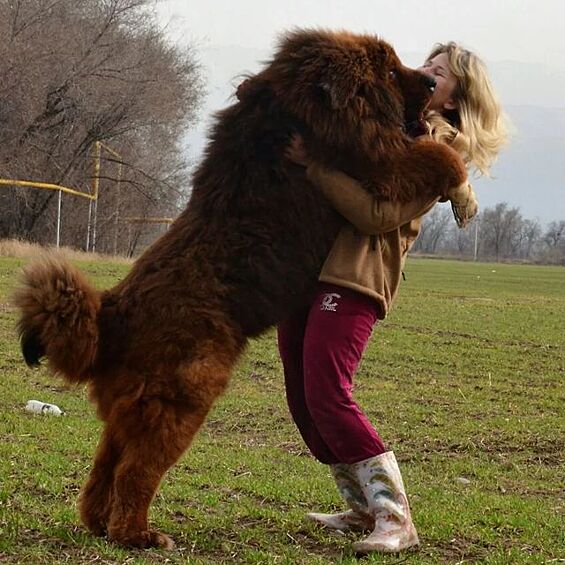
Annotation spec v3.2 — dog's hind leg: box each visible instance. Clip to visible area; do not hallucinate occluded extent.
[105,401,220,548]
[105,356,234,549]
[78,427,120,536]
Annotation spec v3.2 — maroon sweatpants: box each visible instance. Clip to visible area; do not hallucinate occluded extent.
[277,283,386,465]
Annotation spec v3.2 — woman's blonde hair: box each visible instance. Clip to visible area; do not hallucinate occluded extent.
[425,42,507,176]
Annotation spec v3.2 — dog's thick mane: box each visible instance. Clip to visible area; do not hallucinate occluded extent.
[233,29,420,199]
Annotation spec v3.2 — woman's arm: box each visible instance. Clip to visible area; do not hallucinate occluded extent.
[306,163,439,235]
[285,134,438,235]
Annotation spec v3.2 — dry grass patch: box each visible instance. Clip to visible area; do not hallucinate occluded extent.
[0,239,132,264]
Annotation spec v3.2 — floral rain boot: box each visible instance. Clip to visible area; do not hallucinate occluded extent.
[307,463,374,532]
[351,452,419,553]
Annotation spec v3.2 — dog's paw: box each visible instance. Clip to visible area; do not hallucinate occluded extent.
[108,528,175,549]
[148,530,175,550]
[79,506,108,537]
[82,519,107,538]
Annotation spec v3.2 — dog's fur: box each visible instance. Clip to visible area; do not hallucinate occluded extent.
[14,29,466,549]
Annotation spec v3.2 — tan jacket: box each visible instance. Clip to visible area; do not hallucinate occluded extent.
[306,163,446,318]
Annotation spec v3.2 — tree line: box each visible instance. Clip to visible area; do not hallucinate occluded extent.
[413,202,565,265]
[0,0,203,255]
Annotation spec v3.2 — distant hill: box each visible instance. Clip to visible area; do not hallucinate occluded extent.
[186,46,565,225]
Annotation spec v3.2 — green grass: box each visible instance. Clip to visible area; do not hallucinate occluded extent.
[0,256,563,564]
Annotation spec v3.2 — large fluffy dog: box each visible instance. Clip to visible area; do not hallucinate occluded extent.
[14,29,466,548]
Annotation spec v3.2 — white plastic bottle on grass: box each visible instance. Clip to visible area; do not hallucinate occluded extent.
[25,400,64,416]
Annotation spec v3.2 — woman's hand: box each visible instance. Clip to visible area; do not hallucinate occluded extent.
[448,182,479,228]
[284,134,311,167]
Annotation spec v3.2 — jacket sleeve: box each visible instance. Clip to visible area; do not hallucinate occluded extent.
[306,163,439,235]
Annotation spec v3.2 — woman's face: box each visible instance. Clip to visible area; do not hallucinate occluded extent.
[419,52,458,113]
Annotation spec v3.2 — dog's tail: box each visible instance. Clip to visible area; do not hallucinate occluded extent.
[13,254,101,383]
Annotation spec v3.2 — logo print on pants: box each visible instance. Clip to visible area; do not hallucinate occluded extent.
[320,293,341,311]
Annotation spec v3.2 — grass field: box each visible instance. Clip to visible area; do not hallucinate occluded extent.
[0,255,563,564]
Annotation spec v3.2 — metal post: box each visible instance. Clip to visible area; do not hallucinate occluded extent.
[92,142,101,253]
[474,218,479,261]
[92,197,98,252]
[113,162,122,255]
[86,200,92,251]
[127,224,132,257]
[56,190,62,248]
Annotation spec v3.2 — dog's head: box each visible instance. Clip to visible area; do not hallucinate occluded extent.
[238,29,435,164]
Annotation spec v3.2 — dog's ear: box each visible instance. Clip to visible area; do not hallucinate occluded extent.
[277,31,372,111]
[316,46,371,110]
[316,46,372,110]
[235,74,271,102]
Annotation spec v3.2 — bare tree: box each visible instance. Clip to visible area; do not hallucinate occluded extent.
[479,203,524,261]
[517,218,542,260]
[451,219,476,257]
[540,220,565,264]
[544,220,565,249]
[0,0,204,251]
[412,205,453,254]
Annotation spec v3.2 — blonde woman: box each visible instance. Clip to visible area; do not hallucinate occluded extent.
[280,42,507,554]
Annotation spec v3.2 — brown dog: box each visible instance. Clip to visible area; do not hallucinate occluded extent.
[14,29,466,549]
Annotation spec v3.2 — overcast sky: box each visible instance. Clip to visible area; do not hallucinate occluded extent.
[157,0,565,69]
[155,1,565,223]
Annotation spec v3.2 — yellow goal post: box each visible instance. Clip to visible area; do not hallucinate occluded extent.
[0,141,121,250]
